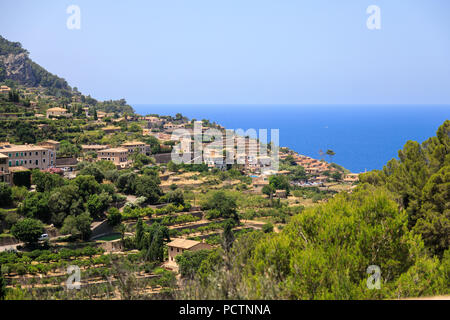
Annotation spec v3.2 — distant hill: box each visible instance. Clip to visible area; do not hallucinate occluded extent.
[0,35,71,92]
[0,35,135,114]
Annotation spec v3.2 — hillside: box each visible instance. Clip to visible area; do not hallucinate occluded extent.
[0,35,71,93]
[0,35,134,114]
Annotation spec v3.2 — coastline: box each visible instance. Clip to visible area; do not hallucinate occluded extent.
[132,104,450,173]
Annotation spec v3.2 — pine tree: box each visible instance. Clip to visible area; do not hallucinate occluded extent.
[222,219,235,252]
[135,218,145,249]
[0,265,6,300]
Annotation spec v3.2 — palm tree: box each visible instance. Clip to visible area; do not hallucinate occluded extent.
[326,149,336,163]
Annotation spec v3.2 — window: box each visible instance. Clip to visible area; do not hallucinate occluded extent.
[8,153,11,157]
[43,159,46,163]
[35,160,39,165]
[15,160,18,166]
[8,161,11,166]
[15,153,18,157]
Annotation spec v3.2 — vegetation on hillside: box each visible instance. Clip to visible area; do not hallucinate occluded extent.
[177,121,450,300]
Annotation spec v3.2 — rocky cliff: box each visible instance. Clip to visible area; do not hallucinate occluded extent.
[0,35,70,90]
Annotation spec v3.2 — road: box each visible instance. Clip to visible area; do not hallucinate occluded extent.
[0,235,67,252]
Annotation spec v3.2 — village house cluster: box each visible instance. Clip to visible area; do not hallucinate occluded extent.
[0,87,359,187]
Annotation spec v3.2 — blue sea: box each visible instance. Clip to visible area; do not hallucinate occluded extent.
[132,105,450,173]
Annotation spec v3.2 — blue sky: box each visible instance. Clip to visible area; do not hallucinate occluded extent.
[0,0,449,104]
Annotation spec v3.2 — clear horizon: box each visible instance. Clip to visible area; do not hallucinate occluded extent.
[1,0,450,105]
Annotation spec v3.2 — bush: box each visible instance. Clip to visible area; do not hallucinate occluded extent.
[11,218,44,244]
[12,170,31,188]
[262,223,274,233]
[107,207,122,227]
[0,183,12,207]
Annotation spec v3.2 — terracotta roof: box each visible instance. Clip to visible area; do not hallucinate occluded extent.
[102,126,121,130]
[81,144,109,150]
[167,238,201,249]
[0,144,50,152]
[9,166,29,172]
[44,140,60,144]
[121,141,147,146]
[100,148,128,153]
[47,107,68,112]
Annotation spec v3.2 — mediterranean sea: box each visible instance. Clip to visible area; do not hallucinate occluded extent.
[132,104,450,173]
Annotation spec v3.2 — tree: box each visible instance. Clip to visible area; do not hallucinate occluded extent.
[167,161,180,173]
[115,223,126,242]
[360,120,450,256]
[61,212,93,240]
[32,170,65,193]
[262,223,274,233]
[269,175,290,195]
[11,170,31,188]
[116,172,137,194]
[284,155,297,166]
[247,187,428,299]
[326,149,336,163]
[262,185,275,201]
[163,189,185,206]
[0,267,6,300]
[131,153,153,169]
[71,175,101,201]
[203,191,238,221]
[11,218,45,245]
[19,192,51,223]
[57,140,80,158]
[135,218,145,249]
[0,182,12,207]
[134,175,162,204]
[86,193,110,219]
[331,171,342,182]
[107,207,122,227]
[47,184,83,227]
[141,222,170,262]
[413,166,450,256]
[222,219,235,252]
[80,164,105,183]
[291,166,307,182]
[143,136,161,154]
[176,250,211,279]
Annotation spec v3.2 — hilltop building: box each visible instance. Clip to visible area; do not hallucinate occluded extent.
[0,143,55,170]
[167,238,212,264]
[0,85,11,94]
[120,141,151,156]
[98,147,129,168]
[0,153,10,184]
